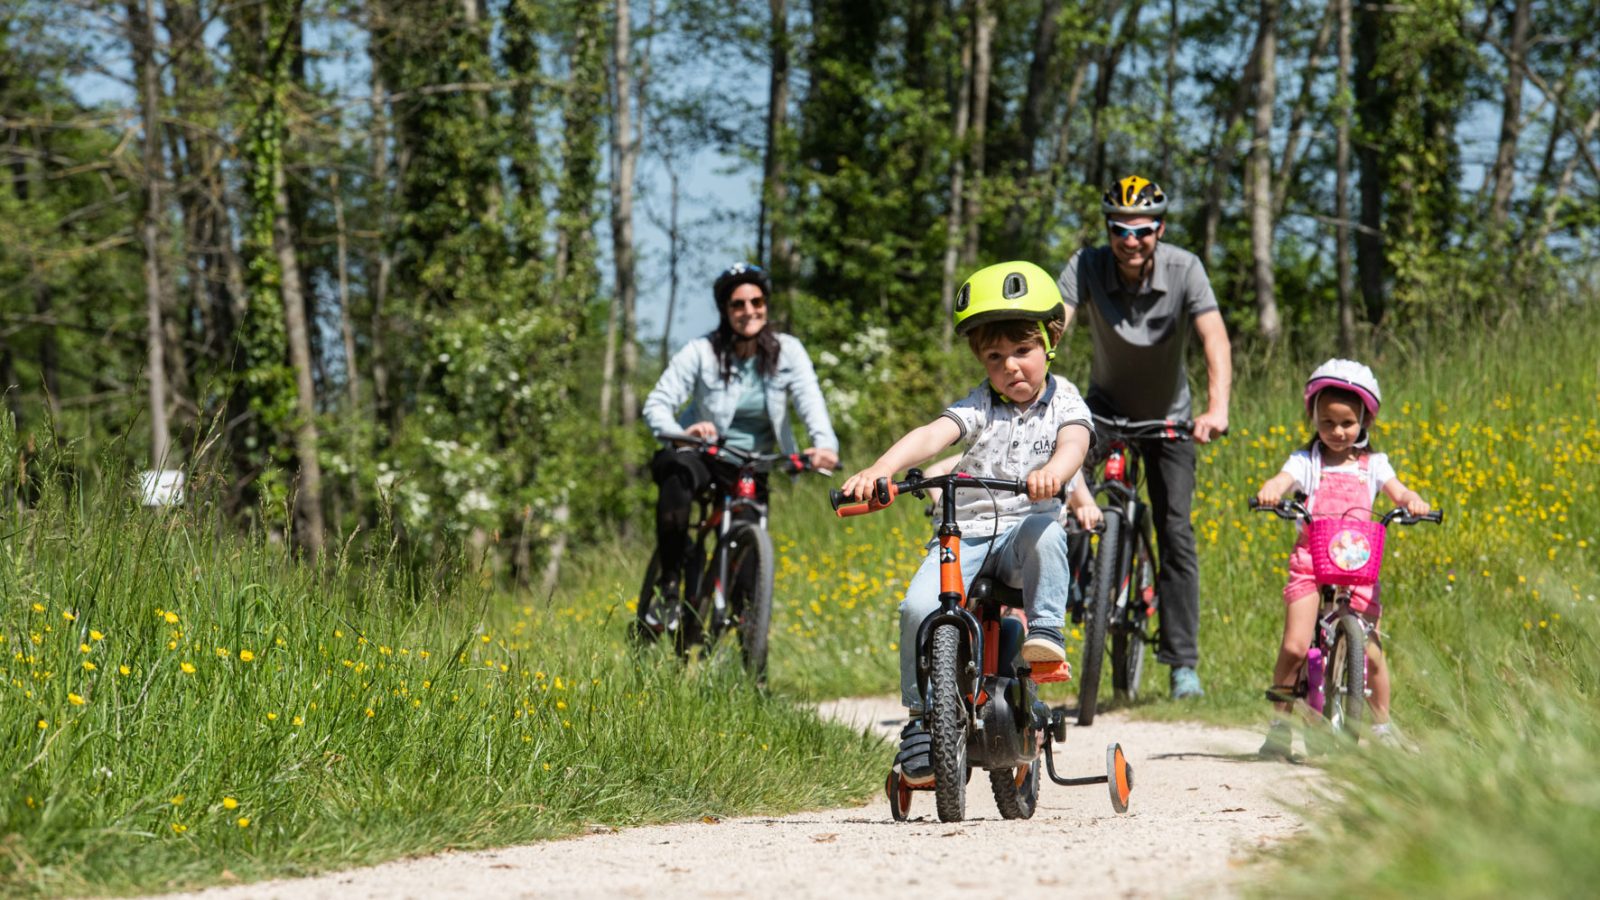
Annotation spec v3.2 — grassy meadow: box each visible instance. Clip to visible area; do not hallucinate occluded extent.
[3,310,1596,896]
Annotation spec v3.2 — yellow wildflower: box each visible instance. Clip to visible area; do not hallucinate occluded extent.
[68,693,85,705]
[180,662,196,674]
[239,649,255,662]
[222,797,238,810]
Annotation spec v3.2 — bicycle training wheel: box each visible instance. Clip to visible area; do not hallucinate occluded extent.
[1111,523,1155,702]
[1078,510,1121,726]
[927,622,970,822]
[1323,614,1367,741]
[724,523,776,680]
[990,753,1041,820]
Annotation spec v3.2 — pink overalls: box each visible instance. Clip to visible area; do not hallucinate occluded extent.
[1284,452,1381,616]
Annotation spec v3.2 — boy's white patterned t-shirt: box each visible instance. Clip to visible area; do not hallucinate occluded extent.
[940,374,1094,530]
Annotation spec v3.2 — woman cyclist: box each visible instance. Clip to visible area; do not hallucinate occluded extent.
[638,263,840,636]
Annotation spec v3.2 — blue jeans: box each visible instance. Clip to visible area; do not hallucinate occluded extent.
[899,514,1070,711]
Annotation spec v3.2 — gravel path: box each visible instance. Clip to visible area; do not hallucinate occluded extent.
[147,697,1315,899]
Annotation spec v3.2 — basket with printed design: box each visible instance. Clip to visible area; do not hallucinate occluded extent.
[1309,513,1386,586]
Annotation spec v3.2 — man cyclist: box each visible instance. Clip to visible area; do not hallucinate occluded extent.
[1055,175,1232,699]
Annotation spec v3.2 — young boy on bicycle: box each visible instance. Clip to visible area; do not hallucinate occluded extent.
[839,261,1093,786]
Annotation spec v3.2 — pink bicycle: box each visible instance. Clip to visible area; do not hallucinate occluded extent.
[1249,493,1442,739]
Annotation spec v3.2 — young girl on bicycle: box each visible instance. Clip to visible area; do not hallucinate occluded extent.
[1254,359,1430,756]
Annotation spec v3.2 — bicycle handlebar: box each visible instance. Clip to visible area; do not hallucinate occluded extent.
[1247,494,1445,528]
[1091,414,1197,442]
[830,471,1027,518]
[655,432,833,476]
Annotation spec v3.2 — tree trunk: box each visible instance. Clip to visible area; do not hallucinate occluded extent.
[127,0,175,473]
[1202,38,1260,266]
[603,0,641,427]
[1488,0,1530,228]
[1354,0,1387,324]
[1161,0,1179,181]
[1273,2,1335,217]
[275,153,325,557]
[999,0,1062,255]
[1335,0,1355,353]
[366,44,395,427]
[659,167,681,360]
[1250,0,1281,343]
[332,170,358,411]
[961,0,995,265]
[1086,0,1144,192]
[759,0,790,269]
[939,5,975,353]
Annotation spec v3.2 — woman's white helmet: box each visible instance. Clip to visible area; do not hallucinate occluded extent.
[1303,358,1381,420]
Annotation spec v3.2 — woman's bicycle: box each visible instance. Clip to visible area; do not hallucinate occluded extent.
[1249,493,1443,739]
[633,433,826,679]
[1073,415,1193,725]
[832,470,1133,823]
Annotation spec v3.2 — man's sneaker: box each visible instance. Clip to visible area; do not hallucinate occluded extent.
[895,719,934,786]
[1021,626,1067,663]
[1170,665,1204,699]
[1258,721,1293,759]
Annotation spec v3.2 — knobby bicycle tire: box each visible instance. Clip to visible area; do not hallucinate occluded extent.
[1078,510,1122,726]
[1324,614,1366,740]
[990,756,1041,820]
[928,623,970,822]
[1112,520,1155,702]
[725,523,776,681]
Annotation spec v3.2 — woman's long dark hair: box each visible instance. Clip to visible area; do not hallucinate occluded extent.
[711,316,781,381]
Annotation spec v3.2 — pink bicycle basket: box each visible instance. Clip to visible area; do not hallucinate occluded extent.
[1308,515,1386,586]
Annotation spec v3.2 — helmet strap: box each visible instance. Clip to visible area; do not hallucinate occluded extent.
[1039,322,1057,362]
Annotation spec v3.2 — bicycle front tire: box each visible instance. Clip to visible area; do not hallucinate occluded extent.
[1078,509,1121,726]
[725,523,776,681]
[1324,614,1367,740]
[1112,520,1155,702]
[928,622,970,823]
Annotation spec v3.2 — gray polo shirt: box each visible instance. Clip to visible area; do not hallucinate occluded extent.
[1057,242,1218,421]
[939,375,1093,531]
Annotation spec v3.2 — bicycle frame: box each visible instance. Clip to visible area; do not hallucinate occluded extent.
[1087,422,1190,632]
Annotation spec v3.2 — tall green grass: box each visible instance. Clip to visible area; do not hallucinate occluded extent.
[0,442,880,897]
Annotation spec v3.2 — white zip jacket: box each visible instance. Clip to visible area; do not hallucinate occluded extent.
[643,332,839,455]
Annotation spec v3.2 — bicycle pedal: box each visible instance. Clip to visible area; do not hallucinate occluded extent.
[1029,661,1072,684]
[1264,687,1297,704]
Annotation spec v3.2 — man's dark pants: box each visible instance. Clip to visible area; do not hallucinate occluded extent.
[1139,436,1200,669]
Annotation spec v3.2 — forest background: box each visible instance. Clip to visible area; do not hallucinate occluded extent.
[2,0,1596,587]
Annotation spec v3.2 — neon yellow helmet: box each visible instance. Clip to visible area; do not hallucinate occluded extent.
[952,261,1065,360]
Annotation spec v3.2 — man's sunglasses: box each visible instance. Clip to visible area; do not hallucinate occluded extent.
[1107,220,1162,240]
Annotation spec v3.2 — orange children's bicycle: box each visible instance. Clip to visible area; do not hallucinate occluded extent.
[832,469,1133,823]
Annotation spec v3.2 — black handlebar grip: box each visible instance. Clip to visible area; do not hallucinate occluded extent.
[1423,510,1444,524]
[873,477,891,505]
[828,488,847,510]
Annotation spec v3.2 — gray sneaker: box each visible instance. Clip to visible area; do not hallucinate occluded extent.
[1170,665,1204,699]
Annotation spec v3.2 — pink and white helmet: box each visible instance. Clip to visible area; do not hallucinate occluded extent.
[1303,358,1381,420]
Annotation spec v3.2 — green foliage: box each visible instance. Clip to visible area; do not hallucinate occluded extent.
[0,434,882,897]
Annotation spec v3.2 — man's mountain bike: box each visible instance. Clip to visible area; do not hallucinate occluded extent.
[1074,415,1193,726]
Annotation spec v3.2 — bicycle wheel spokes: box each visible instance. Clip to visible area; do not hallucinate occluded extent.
[928,623,970,822]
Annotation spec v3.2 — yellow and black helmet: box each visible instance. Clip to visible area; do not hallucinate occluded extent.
[952,261,1065,359]
[1101,175,1168,217]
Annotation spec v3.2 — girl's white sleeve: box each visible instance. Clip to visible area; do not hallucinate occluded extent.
[1280,450,1312,490]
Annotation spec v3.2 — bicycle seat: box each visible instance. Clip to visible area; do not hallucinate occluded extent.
[969,576,1024,608]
